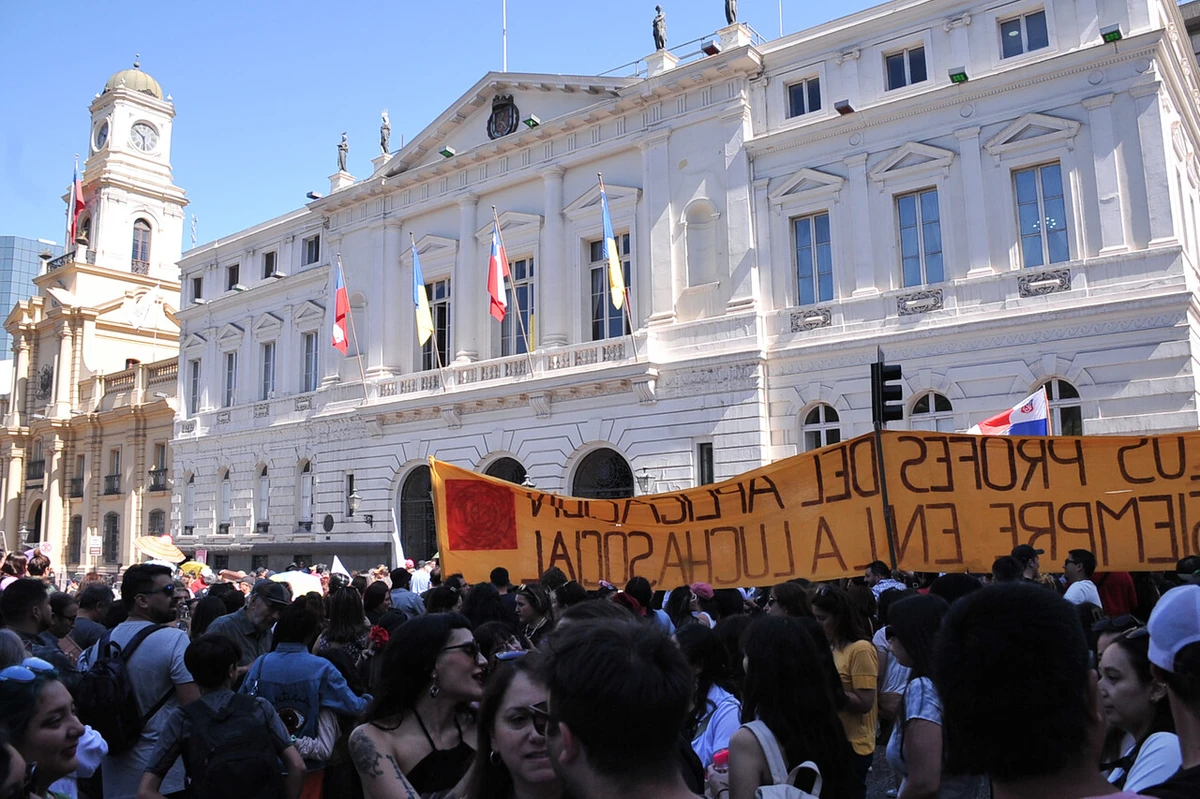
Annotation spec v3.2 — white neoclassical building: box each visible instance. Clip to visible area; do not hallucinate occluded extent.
[171,0,1200,572]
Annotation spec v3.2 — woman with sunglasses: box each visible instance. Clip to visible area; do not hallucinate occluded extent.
[351,613,487,797]
[884,594,982,799]
[765,582,813,619]
[0,658,85,799]
[514,585,554,649]
[464,652,565,799]
[1097,628,1181,792]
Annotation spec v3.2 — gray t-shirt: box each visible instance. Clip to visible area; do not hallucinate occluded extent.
[885,676,982,799]
[80,620,194,799]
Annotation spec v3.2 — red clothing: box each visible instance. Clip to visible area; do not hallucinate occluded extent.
[1095,571,1137,617]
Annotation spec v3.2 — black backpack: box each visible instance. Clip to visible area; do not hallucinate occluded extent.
[76,624,172,755]
[183,694,284,799]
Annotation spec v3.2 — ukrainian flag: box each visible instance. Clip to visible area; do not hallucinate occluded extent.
[600,185,626,310]
[412,240,436,346]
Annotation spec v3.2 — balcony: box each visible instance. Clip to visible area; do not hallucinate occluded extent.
[25,460,45,483]
[69,478,83,498]
[103,475,121,495]
[148,468,168,492]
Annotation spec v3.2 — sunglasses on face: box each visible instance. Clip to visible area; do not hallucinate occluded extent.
[1092,614,1141,634]
[441,640,481,659]
[139,585,176,599]
[1064,559,1078,566]
[0,657,57,683]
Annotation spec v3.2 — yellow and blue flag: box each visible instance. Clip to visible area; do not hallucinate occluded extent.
[412,240,436,346]
[600,185,626,311]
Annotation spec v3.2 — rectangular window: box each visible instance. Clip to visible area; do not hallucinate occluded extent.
[153,443,166,470]
[213,554,230,571]
[885,46,927,90]
[787,77,822,118]
[300,470,314,523]
[75,454,85,480]
[1014,162,1068,267]
[302,332,319,392]
[897,188,944,287]
[262,251,277,279]
[109,448,120,476]
[252,554,270,572]
[589,234,631,341]
[302,235,321,265]
[501,257,535,356]
[1000,10,1049,59]
[191,276,203,304]
[793,212,834,305]
[223,351,237,407]
[226,263,240,291]
[698,443,715,486]
[188,359,201,414]
[346,473,356,517]
[258,473,270,522]
[422,279,451,371]
[260,342,276,400]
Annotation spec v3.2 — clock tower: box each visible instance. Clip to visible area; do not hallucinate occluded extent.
[79,59,187,281]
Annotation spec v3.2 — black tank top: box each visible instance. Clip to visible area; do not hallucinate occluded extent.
[405,712,475,794]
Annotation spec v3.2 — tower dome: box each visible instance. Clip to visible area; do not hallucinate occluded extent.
[102,58,163,100]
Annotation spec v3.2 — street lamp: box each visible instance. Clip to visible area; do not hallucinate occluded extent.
[635,466,654,495]
[348,490,361,517]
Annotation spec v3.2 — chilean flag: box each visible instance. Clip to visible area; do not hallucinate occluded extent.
[487,220,510,322]
[968,389,1050,436]
[331,257,349,354]
[69,164,85,244]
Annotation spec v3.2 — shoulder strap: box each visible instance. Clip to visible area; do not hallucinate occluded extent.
[743,720,789,785]
[120,623,166,663]
[786,762,823,797]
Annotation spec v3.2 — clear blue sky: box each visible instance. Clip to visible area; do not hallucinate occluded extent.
[0,0,876,248]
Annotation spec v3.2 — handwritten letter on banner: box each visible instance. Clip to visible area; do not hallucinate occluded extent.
[430,430,1200,589]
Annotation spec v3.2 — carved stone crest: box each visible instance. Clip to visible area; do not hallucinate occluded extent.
[35,366,53,400]
[487,94,520,140]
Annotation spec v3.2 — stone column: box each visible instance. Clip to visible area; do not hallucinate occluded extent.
[3,447,22,553]
[43,439,64,564]
[11,334,29,427]
[53,322,73,416]
[1083,93,1127,255]
[723,105,757,313]
[376,220,404,372]
[955,126,993,276]
[454,194,480,362]
[639,130,675,326]
[540,167,568,347]
[844,154,877,295]
[1130,82,1175,246]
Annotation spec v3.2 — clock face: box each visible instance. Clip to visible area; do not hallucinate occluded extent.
[130,121,159,152]
[93,121,109,151]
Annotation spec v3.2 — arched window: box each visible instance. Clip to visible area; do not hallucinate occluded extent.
[25,502,43,545]
[684,199,719,287]
[298,461,314,528]
[219,470,232,529]
[911,392,954,432]
[68,516,83,564]
[485,457,527,485]
[147,509,165,536]
[102,512,119,563]
[400,466,436,561]
[257,466,270,530]
[803,404,841,451]
[1043,379,1083,435]
[131,219,151,274]
[572,448,634,500]
[184,475,196,534]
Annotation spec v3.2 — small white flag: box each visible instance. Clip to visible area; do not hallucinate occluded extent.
[129,286,161,330]
[331,555,351,577]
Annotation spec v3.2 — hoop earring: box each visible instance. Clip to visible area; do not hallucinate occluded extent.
[429,682,440,699]
[489,750,501,765]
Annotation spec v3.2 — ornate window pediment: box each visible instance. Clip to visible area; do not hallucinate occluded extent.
[475,210,543,243]
[869,142,956,184]
[769,167,846,207]
[563,183,640,222]
[293,301,325,330]
[984,113,1080,162]
[183,332,207,351]
[217,323,244,349]
[252,312,283,342]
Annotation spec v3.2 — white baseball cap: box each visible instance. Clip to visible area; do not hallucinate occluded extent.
[1148,584,1200,672]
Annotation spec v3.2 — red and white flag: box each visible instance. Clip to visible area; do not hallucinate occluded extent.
[331,256,349,354]
[68,162,85,244]
[487,220,510,322]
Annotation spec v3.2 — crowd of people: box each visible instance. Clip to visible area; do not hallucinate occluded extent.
[1,545,1198,799]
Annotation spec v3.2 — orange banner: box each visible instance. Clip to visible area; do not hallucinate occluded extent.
[430,430,1200,589]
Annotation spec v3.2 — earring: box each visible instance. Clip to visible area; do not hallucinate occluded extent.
[429,682,440,699]
[489,750,501,765]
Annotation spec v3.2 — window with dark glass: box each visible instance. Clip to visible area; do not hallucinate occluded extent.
[897,189,943,287]
[1014,163,1068,267]
[885,46,927,90]
[794,212,833,305]
[787,77,822,118]
[1000,10,1049,59]
[590,234,631,341]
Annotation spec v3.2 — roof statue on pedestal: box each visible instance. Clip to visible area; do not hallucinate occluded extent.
[653,5,667,51]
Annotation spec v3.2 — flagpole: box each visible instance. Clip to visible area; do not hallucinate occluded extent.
[1044,384,1054,436]
[410,233,450,393]
[69,154,79,249]
[337,254,371,404]
[597,173,640,361]
[491,206,537,378]
[502,0,508,72]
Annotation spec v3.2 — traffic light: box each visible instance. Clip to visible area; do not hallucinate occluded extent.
[871,361,904,426]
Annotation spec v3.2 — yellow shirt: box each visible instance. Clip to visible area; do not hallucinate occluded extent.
[833,639,879,756]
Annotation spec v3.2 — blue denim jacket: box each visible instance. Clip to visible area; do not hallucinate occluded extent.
[240,643,371,747]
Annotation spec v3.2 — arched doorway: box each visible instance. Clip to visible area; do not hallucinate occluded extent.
[485,457,527,485]
[24,501,43,545]
[399,465,436,561]
[572,448,634,499]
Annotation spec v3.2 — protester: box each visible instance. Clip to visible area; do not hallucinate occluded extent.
[992,556,1024,584]
[206,580,291,669]
[625,576,673,633]
[811,584,878,795]
[1094,615,1142,662]
[1013,544,1044,581]
[473,620,524,674]
[78,564,198,799]
[463,582,516,629]
[1096,628,1180,791]
[1141,584,1200,798]
[874,588,916,740]
[0,657,86,799]
[540,619,697,799]
[43,592,82,665]
[713,614,754,694]
[515,584,554,648]
[884,594,982,798]
[492,567,518,618]
[363,580,392,626]
[554,599,633,627]
[765,581,812,618]
[0,579,79,687]
[349,613,485,795]
[188,595,228,639]
[1095,572,1139,618]
[1175,557,1200,586]
[0,553,27,590]
[538,567,568,593]
[865,561,908,599]
[691,582,719,626]
[1064,550,1104,608]
[0,730,22,799]
[389,567,426,619]
[463,652,564,799]
[71,584,112,651]
[316,586,370,664]
[410,561,434,595]
[135,634,305,799]
[675,623,741,769]
[715,615,857,799]
[0,630,23,666]
[933,583,1135,799]
[552,581,588,612]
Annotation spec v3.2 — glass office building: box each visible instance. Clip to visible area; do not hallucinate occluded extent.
[0,236,62,359]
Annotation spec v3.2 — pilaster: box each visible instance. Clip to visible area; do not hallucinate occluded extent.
[454,194,481,362]
[1083,93,1127,255]
[540,167,568,347]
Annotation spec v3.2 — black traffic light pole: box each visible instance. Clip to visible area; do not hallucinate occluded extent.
[870,346,902,571]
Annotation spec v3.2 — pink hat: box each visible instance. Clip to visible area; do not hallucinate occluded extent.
[691,582,714,600]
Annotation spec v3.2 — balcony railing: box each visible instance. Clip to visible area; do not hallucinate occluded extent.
[69,477,83,498]
[132,260,149,275]
[25,460,45,482]
[148,468,168,491]
[103,474,121,495]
